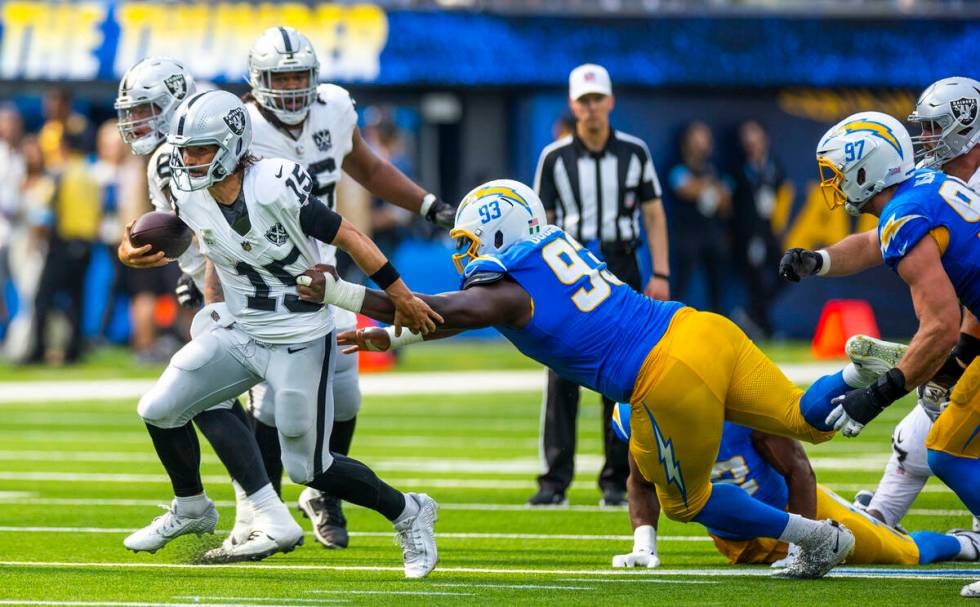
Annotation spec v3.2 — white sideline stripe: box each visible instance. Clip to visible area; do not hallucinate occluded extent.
[174,600,350,605]
[431,583,592,590]
[0,603,334,607]
[0,525,709,542]
[0,497,964,517]
[0,561,973,580]
[559,578,718,584]
[0,364,841,404]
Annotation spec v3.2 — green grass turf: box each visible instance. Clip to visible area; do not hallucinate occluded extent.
[0,344,973,605]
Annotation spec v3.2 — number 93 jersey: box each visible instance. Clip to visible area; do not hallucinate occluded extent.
[879,167,980,317]
[171,159,333,344]
[461,226,684,403]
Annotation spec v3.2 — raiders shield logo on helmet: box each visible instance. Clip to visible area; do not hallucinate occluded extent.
[164,73,187,99]
[951,97,978,127]
[224,107,247,136]
[265,222,288,246]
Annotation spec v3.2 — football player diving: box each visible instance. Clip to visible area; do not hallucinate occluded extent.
[296,178,914,579]
[606,403,980,569]
[778,108,980,596]
[124,89,443,577]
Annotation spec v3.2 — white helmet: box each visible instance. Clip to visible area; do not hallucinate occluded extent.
[908,76,980,168]
[247,26,319,126]
[815,111,914,216]
[168,90,252,192]
[115,57,196,156]
[451,179,548,273]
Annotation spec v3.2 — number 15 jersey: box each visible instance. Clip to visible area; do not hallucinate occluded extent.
[172,159,341,344]
[461,226,684,403]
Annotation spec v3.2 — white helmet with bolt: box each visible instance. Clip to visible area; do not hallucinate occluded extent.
[115,57,196,156]
[815,111,914,216]
[168,90,252,192]
[451,179,547,273]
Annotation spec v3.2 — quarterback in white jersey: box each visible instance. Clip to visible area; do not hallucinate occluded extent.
[134,89,440,577]
[237,25,456,550]
[854,78,980,543]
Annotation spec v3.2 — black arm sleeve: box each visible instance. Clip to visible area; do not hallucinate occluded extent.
[299,196,343,244]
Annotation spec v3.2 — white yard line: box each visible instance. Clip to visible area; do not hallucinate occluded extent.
[431,583,592,590]
[0,497,964,517]
[0,561,974,580]
[0,364,841,404]
[173,600,349,605]
[558,578,718,584]
[0,603,339,607]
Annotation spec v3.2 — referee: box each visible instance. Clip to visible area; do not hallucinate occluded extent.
[530,63,670,506]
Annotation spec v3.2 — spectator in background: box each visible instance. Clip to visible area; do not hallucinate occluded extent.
[26,131,101,364]
[552,113,575,141]
[38,88,91,171]
[667,121,731,313]
[0,106,25,325]
[731,120,790,338]
[364,108,416,259]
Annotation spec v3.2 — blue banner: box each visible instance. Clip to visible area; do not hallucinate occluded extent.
[0,2,976,87]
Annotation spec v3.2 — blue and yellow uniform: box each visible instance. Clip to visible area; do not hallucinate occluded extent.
[706,423,920,565]
[463,225,836,522]
[877,167,980,460]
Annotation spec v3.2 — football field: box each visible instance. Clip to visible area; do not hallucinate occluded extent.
[0,342,974,606]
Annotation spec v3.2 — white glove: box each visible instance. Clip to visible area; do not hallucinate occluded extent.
[612,525,659,568]
[826,401,866,437]
[612,549,660,568]
[770,543,801,569]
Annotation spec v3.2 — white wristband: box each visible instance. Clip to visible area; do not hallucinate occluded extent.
[419,193,437,218]
[633,525,658,554]
[816,249,831,276]
[383,325,425,350]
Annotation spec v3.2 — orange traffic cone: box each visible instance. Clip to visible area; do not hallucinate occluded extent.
[356,314,396,373]
[811,299,881,359]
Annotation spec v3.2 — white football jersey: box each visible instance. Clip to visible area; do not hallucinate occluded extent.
[248,83,358,327]
[171,158,333,344]
[147,142,207,289]
[969,166,980,192]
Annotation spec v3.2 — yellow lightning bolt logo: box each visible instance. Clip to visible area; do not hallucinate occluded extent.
[841,119,904,159]
[643,404,687,507]
[879,213,926,254]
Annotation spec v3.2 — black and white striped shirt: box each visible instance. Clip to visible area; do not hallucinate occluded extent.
[533,129,662,244]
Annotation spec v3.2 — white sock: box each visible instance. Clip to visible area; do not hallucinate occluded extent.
[778,514,823,544]
[246,483,281,514]
[174,493,210,516]
[955,534,979,560]
[393,493,420,527]
[633,525,657,553]
[232,480,248,503]
[842,363,871,388]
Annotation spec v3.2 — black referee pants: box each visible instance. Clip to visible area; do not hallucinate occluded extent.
[537,247,639,496]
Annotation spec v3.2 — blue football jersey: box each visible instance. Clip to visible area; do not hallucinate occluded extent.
[460,226,684,403]
[708,422,790,540]
[879,168,980,317]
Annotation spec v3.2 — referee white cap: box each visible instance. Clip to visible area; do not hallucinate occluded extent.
[569,63,612,100]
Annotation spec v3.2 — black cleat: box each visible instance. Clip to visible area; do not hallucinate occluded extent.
[298,487,349,549]
[527,488,568,506]
[600,488,627,507]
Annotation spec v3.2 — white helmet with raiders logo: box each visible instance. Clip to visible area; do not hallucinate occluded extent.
[815,111,915,216]
[451,179,547,273]
[247,26,319,126]
[115,57,196,155]
[908,76,980,168]
[168,90,252,191]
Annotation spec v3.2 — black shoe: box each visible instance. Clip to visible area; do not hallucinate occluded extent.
[527,488,568,506]
[297,487,349,549]
[600,488,627,507]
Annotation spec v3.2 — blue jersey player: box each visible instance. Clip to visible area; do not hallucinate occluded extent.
[296,178,913,579]
[779,111,980,530]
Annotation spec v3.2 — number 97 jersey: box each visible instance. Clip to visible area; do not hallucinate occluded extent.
[461,226,684,403]
[878,167,980,317]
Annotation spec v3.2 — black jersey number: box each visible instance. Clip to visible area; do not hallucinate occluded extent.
[307,158,337,209]
[234,246,323,313]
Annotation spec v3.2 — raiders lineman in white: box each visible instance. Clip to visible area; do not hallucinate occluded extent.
[852,79,980,550]
[237,25,456,550]
[115,58,298,562]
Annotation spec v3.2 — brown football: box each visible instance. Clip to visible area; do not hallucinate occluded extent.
[130,211,192,259]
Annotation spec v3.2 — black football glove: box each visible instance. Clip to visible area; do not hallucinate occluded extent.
[175,273,203,308]
[778,248,823,282]
[827,368,908,437]
[424,197,457,230]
